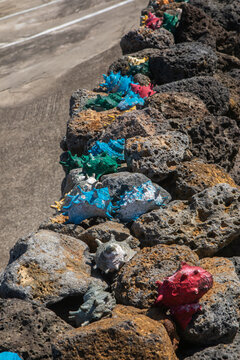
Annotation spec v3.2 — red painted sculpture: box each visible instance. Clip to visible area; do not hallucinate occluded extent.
[155,262,213,329]
[145,12,163,30]
[131,83,156,98]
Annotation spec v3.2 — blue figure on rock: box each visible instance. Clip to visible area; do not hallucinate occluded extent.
[115,180,166,222]
[0,353,22,360]
[89,139,125,161]
[62,186,113,224]
[117,90,145,110]
[100,71,137,94]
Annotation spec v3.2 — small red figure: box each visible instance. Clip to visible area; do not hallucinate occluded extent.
[155,262,213,329]
[131,83,156,98]
[145,12,163,30]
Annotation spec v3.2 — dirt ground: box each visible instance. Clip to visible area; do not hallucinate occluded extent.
[0,0,147,270]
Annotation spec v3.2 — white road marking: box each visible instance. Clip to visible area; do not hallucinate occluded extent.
[0,0,134,49]
[0,0,62,22]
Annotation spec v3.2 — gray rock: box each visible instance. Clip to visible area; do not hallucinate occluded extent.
[0,230,105,305]
[150,42,218,84]
[120,27,174,55]
[181,257,240,345]
[101,171,171,204]
[180,331,240,359]
[125,132,191,183]
[230,257,240,280]
[230,148,240,185]
[0,298,71,360]
[97,107,169,143]
[175,3,240,58]
[190,0,240,32]
[112,244,199,308]
[132,184,240,257]
[77,221,140,253]
[69,284,116,327]
[154,76,229,115]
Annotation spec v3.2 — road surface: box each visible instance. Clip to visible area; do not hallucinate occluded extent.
[0,0,147,270]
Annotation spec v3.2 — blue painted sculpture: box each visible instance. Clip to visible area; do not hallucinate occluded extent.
[117,90,145,110]
[100,71,137,94]
[89,139,125,161]
[69,284,116,327]
[115,180,166,222]
[62,186,113,224]
[0,353,22,360]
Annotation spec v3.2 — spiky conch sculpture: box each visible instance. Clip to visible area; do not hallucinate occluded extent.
[94,234,136,274]
[69,284,116,327]
[155,262,213,329]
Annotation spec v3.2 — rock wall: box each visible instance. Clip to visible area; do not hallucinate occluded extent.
[0,1,240,359]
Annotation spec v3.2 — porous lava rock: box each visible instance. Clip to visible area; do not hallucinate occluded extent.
[231,149,240,185]
[154,76,229,115]
[120,27,174,55]
[101,171,171,204]
[0,298,71,360]
[190,0,240,32]
[184,116,240,172]
[171,159,238,200]
[132,183,240,257]
[230,257,240,281]
[215,69,240,123]
[181,257,240,345]
[77,221,139,253]
[125,132,191,182]
[66,107,122,155]
[175,3,240,58]
[52,305,178,360]
[180,331,240,359]
[145,92,210,119]
[98,107,169,143]
[149,42,218,84]
[0,230,104,305]
[39,218,85,238]
[112,244,199,308]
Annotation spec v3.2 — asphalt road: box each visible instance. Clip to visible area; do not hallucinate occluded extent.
[0,0,147,270]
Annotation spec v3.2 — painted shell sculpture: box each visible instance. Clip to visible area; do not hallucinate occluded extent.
[142,12,163,30]
[84,92,123,111]
[69,284,116,327]
[89,139,125,161]
[131,83,156,98]
[117,90,145,111]
[100,71,137,94]
[62,186,113,224]
[115,180,166,222]
[155,262,213,329]
[59,150,83,174]
[94,234,136,273]
[82,153,119,179]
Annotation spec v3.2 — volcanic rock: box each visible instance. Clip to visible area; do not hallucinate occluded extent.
[149,42,218,84]
[0,298,71,360]
[175,3,240,58]
[112,244,199,308]
[181,257,240,345]
[171,159,238,200]
[132,183,240,257]
[0,230,104,305]
[77,221,139,253]
[145,92,210,119]
[120,27,174,55]
[125,132,191,182]
[52,305,178,360]
[154,76,229,115]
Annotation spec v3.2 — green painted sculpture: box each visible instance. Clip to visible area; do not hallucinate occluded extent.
[84,93,123,111]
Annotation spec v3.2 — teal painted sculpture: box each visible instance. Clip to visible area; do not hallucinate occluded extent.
[89,139,125,161]
[69,284,116,327]
[82,153,119,179]
[62,186,113,224]
[162,12,180,33]
[84,93,123,111]
[60,151,83,174]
